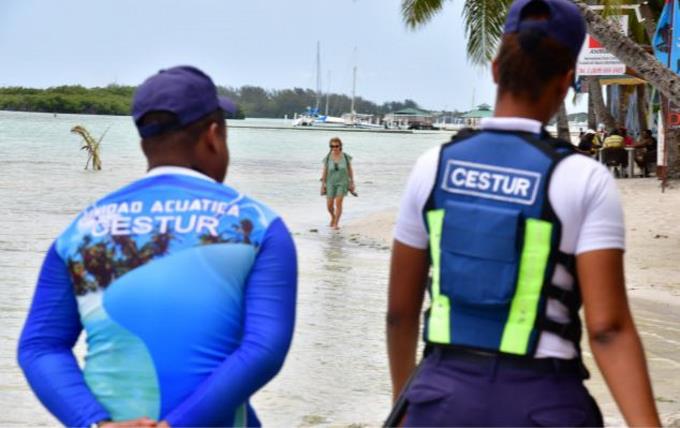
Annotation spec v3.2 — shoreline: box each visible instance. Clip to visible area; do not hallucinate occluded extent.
[345,178,680,308]
[344,178,680,425]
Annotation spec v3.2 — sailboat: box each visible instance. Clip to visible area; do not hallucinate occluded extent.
[292,42,346,128]
[292,44,381,129]
[338,64,383,129]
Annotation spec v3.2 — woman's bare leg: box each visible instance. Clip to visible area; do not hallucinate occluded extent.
[326,197,335,227]
[333,197,344,229]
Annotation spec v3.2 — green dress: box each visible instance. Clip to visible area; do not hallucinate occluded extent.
[324,153,352,198]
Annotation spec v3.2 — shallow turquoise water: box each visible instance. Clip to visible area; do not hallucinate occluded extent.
[0,111,447,426]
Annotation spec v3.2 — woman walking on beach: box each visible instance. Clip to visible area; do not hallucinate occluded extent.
[387,0,660,426]
[321,137,356,229]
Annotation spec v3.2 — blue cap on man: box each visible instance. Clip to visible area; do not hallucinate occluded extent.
[503,0,586,59]
[132,65,237,138]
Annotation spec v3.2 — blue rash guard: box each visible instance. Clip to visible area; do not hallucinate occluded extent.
[17,169,297,427]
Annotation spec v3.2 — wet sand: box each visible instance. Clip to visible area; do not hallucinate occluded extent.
[345,178,680,426]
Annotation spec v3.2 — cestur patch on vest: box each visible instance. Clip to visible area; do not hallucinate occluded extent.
[441,160,542,205]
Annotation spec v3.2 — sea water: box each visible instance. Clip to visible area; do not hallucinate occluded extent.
[0,111,448,426]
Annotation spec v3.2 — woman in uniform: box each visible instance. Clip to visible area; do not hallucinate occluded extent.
[386,0,660,426]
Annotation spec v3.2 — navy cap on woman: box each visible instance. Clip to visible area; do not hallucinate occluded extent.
[387,1,661,426]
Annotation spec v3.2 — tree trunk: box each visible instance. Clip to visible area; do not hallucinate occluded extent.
[618,85,631,128]
[588,87,597,130]
[575,2,680,106]
[667,128,680,178]
[637,85,649,132]
[589,77,616,130]
[639,2,658,41]
[557,102,571,141]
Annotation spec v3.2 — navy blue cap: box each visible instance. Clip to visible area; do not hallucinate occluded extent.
[504,0,586,59]
[132,65,237,138]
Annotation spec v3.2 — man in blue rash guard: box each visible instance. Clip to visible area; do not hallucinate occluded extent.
[17,65,298,428]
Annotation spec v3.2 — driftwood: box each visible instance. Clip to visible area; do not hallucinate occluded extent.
[70,125,108,170]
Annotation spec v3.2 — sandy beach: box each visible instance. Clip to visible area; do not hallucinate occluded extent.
[345,177,680,426]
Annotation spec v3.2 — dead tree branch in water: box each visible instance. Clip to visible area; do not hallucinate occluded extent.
[70,125,107,170]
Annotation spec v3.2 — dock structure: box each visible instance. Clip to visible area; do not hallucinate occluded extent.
[383,108,435,130]
[228,123,415,134]
[460,104,494,128]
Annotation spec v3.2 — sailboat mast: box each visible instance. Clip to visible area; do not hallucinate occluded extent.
[350,65,356,115]
[315,41,321,112]
[325,71,331,116]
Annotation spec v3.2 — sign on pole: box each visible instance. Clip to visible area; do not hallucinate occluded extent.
[577,16,629,76]
[658,110,667,168]
[669,104,680,128]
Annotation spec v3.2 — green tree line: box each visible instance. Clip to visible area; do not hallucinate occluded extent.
[0,85,135,116]
[0,84,424,119]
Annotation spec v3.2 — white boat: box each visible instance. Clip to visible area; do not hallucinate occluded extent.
[347,113,383,129]
[291,108,348,128]
[433,118,467,132]
[292,44,382,129]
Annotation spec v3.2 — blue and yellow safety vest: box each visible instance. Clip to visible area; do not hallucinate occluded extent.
[424,129,582,356]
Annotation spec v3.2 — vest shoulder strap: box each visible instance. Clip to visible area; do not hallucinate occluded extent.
[517,132,580,163]
[445,127,482,146]
[423,129,481,214]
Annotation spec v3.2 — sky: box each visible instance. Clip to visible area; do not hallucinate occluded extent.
[0,0,583,113]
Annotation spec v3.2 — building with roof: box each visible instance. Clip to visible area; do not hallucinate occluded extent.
[461,103,494,128]
[383,107,434,129]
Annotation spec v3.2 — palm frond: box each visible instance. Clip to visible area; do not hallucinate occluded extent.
[463,0,513,65]
[401,0,445,29]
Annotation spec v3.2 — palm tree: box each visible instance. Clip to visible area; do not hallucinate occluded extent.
[403,0,680,176]
[401,0,680,106]
[576,2,680,106]
[588,76,617,130]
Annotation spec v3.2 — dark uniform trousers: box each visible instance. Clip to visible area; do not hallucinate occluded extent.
[403,347,603,427]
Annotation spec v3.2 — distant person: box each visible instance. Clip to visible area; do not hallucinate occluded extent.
[602,128,628,171]
[603,128,624,148]
[387,0,660,426]
[320,137,356,229]
[594,124,606,148]
[18,65,298,427]
[577,128,597,155]
[621,127,635,147]
[635,129,658,176]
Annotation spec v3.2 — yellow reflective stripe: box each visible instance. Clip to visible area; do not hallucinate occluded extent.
[426,209,450,343]
[500,218,553,354]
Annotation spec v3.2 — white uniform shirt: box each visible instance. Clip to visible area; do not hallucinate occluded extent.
[394,117,625,358]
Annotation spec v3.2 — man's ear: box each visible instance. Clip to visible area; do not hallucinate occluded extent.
[203,122,222,153]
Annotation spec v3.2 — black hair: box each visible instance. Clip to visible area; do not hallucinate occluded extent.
[496,33,575,102]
